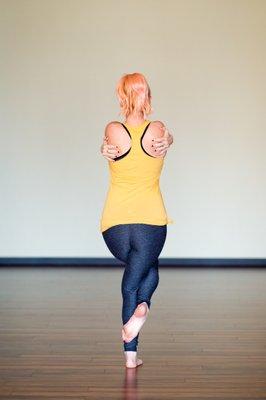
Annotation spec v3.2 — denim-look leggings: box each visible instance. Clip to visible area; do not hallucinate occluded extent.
[102,223,167,352]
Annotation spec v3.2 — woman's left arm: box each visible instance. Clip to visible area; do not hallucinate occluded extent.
[153,126,174,156]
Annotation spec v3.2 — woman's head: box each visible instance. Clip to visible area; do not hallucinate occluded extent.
[116,72,153,118]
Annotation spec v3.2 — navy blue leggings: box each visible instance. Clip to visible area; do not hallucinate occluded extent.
[102,223,167,351]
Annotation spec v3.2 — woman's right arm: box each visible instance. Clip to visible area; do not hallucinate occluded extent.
[100,123,119,162]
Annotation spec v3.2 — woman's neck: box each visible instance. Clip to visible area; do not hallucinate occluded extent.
[124,114,146,127]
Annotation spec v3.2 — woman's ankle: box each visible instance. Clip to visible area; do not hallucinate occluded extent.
[124,350,137,358]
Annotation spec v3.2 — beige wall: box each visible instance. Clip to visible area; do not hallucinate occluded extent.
[0,0,265,257]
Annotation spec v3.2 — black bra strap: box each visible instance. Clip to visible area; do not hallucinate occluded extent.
[141,122,151,135]
[120,122,151,138]
[120,123,132,138]
[140,122,155,158]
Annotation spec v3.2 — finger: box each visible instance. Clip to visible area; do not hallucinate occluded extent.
[154,142,166,149]
[158,149,167,156]
[153,137,166,142]
[157,148,167,154]
[106,146,120,154]
[153,140,167,148]
[104,152,116,159]
[104,151,117,157]
[163,127,170,137]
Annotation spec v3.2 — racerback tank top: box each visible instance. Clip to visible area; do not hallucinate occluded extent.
[100,119,174,233]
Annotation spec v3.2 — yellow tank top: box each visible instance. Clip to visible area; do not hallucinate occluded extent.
[100,119,174,233]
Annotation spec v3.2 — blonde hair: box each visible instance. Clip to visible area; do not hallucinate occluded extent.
[116,72,153,118]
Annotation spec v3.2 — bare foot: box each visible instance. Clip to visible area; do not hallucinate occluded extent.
[122,302,149,343]
[124,351,143,368]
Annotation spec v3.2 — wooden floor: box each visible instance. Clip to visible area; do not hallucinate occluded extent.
[0,266,266,399]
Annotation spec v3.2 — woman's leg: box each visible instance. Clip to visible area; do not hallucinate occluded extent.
[121,259,159,351]
[121,224,167,351]
[102,224,131,263]
[102,224,144,367]
[102,223,167,352]
[137,258,160,309]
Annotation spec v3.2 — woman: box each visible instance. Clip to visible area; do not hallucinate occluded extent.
[100,72,174,368]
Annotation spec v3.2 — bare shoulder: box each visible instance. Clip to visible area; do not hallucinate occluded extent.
[150,120,166,128]
[105,120,122,132]
[149,120,166,137]
[104,121,123,139]
[150,120,166,131]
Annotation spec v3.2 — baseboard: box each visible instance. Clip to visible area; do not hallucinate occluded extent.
[0,257,265,267]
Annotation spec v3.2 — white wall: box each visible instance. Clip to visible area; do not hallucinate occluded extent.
[0,0,265,257]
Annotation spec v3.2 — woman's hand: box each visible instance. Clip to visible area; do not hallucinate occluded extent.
[153,126,174,156]
[100,136,119,162]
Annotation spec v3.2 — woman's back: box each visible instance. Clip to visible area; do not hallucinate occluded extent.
[100,119,173,233]
[106,119,167,160]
